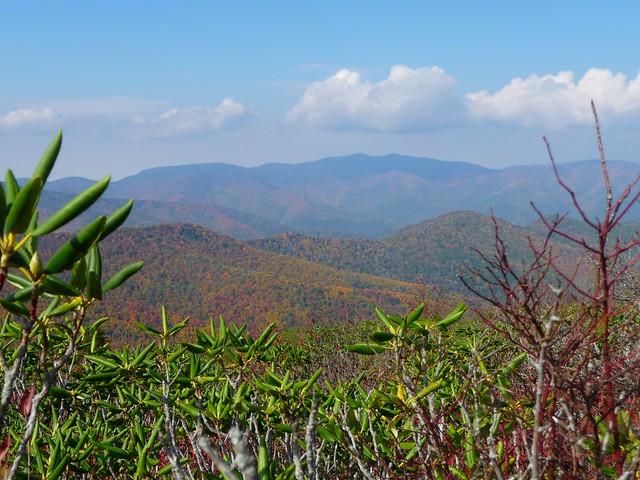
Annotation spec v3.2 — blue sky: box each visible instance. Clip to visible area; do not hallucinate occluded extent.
[2,1,640,178]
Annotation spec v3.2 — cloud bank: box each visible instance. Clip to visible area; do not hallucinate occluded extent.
[0,108,57,127]
[467,68,640,128]
[131,98,251,136]
[287,65,459,131]
[289,66,640,131]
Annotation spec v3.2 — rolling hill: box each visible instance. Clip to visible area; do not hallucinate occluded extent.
[39,224,439,342]
[249,211,586,293]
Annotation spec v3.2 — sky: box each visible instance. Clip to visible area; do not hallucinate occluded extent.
[2,1,640,179]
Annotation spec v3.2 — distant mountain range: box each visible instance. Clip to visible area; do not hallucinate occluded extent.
[43,154,640,239]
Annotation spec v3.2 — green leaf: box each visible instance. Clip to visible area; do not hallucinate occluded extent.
[86,244,102,279]
[100,199,133,240]
[33,129,62,184]
[47,453,70,480]
[48,298,82,317]
[84,371,119,382]
[33,176,110,236]
[102,261,143,293]
[70,257,87,290]
[255,323,275,348]
[436,303,467,329]
[44,216,106,274]
[161,305,169,335]
[26,210,39,250]
[369,331,395,343]
[136,321,161,336]
[375,306,394,332]
[347,343,385,355]
[0,298,29,317]
[42,276,80,297]
[258,436,271,480]
[131,342,155,367]
[406,303,425,324]
[499,352,527,377]
[183,343,206,354]
[8,286,33,303]
[301,368,322,396]
[4,170,19,207]
[6,273,30,289]
[86,271,103,300]
[5,176,43,234]
[86,355,120,370]
[0,183,6,233]
[416,379,445,399]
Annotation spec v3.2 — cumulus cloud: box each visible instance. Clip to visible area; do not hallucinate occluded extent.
[466,68,640,128]
[132,98,251,136]
[287,65,460,131]
[0,108,57,127]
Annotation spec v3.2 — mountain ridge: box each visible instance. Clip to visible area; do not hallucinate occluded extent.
[43,153,640,238]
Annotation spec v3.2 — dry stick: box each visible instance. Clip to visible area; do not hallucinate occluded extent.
[530,321,550,480]
[197,432,237,479]
[6,310,84,479]
[341,420,374,480]
[590,105,624,475]
[305,395,319,480]
[291,421,304,480]
[162,371,186,480]
[229,426,257,480]
[183,419,207,474]
[0,328,31,427]
[592,101,613,214]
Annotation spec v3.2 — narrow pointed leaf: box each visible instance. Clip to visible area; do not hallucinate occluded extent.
[86,271,103,300]
[100,199,133,240]
[370,331,395,343]
[436,303,467,329]
[102,261,143,293]
[44,216,106,274]
[0,183,5,233]
[5,176,43,234]
[42,276,80,296]
[4,170,19,207]
[0,299,29,317]
[406,303,425,324]
[32,129,62,183]
[33,176,110,236]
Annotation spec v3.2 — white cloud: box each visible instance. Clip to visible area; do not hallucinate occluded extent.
[0,108,57,127]
[287,65,460,131]
[132,98,251,136]
[466,68,640,128]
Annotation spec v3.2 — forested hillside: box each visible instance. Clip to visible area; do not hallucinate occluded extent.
[39,224,437,342]
[250,210,584,292]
